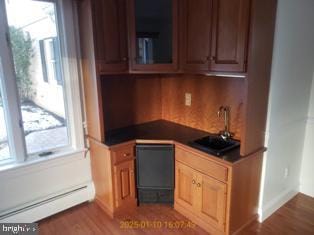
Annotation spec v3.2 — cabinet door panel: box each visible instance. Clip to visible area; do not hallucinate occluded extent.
[210,0,250,72]
[93,0,128,73]
[181,0,212,71]
[114,160,135,208]
[196,173,227,231]
[128,0,178,72]
[175,162,196,212]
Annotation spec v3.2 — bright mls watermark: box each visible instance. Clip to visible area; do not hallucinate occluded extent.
[0,223,38,235]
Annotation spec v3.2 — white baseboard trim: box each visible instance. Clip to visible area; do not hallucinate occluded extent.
[0,182,95,223]
[258,185,299,222]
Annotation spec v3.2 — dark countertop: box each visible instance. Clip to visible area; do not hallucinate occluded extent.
[104,120,241,163]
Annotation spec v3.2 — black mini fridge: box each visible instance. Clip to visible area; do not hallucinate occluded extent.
[136,144,174,204]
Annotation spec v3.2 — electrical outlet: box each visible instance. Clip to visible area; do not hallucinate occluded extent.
[185,93,192,106]
[284,167,289,179]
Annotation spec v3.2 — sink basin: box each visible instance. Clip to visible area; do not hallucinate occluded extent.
[190,135,240,156]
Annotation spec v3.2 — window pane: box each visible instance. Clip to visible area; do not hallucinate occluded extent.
[5,0,69,155]
[0,79,11,161]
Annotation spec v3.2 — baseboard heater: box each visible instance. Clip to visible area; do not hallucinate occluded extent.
[136,144,174,204]
[0,186,88,221]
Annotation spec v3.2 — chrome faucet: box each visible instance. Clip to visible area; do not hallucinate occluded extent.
[217,106,232,140]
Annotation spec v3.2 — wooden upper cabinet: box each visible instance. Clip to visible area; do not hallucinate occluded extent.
[210,0,251,72]
[92,0,128,74]
[89,0,250,74]
[180,0,213,72]
[127,0,179,72]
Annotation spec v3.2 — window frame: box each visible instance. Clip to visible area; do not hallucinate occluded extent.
[0,0,85,166]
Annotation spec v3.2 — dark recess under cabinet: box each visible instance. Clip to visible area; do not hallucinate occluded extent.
[136,144,174,204]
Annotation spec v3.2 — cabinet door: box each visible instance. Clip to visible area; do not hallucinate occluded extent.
[113,160,135,208]
[195,173,227,231]
[181,0,213,72]
[210,0,250,72]
[175,161,197,213]
[93,0,128,74]
[127,0,178,72]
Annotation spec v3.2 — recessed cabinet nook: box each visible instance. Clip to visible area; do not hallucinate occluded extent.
[78,0,277,234]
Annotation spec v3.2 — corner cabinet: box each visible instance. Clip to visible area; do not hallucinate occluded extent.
[92,0,128,74]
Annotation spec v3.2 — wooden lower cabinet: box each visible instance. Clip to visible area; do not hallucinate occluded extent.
[174,145,264,235]
[175,162,197,212]
[113,160,136,208]
[197,173,227,231]
[175,161,227,234]
[89,139,136,217]
[90,140,263,234]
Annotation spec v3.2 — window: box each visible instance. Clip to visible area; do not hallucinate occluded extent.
[0,0,84,165]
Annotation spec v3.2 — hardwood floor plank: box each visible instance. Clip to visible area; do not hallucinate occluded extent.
[38,193,314,235]
[241,193,314,235]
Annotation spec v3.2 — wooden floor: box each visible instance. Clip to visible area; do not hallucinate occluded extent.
[39,193,314,235]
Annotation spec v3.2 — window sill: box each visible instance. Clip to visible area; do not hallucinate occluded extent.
[0,148,87,174]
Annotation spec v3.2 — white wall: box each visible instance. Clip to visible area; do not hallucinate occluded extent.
[300,74,314,197]
[0,151,94,222]
[259,0,314,221]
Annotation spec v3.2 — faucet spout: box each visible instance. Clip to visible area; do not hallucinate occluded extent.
[217,106,232,140]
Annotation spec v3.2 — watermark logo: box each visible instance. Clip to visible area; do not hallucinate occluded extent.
[0,223,38,235]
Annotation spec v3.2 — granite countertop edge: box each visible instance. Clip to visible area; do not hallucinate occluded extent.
[104,120,241,163]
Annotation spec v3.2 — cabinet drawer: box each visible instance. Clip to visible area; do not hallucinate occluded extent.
[176,147,228,182]
[112,144,134,165]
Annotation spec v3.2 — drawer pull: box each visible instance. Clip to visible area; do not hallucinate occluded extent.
[192,179,196,184]
[123,153,131,157]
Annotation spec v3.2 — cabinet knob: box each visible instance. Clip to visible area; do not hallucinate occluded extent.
[197,183,201,187]
[206,56,216,61]
[122,57,128,61]
[192,179,196,184]
[123,153,131,157]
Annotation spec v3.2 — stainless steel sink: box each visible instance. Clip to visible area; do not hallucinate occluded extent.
[190,135,240,156]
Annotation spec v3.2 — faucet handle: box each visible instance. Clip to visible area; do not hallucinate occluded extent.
[220,130,234,140]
